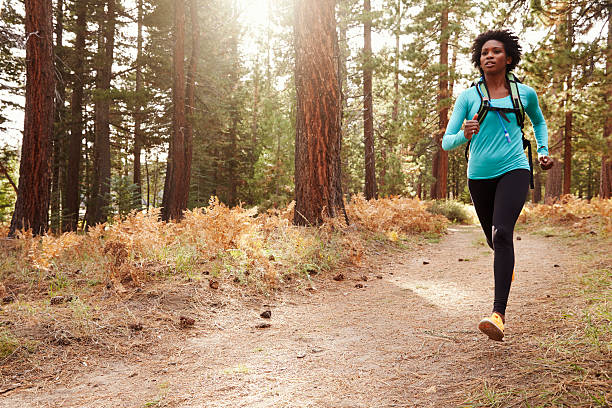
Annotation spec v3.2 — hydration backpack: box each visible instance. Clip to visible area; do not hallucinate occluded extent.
[464,72,534,189]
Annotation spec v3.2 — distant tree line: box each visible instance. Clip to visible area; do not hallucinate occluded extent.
[0,0,609,234]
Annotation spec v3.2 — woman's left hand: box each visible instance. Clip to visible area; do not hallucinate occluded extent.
[539,155,554,170]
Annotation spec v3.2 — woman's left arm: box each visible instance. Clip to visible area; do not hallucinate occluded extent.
[524,87,553,169]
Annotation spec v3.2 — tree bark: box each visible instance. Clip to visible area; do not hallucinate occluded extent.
[363,0,377,200]
[545,129,564,202]
[337,0,350,195]
[563,109,572,195]
[545,19,565,202]
[10,0,55,236]
[250,65,260,188]
[87,0,115,227]
[600,5,612,198]
[380,0,401,191]
[227,4,239,207]
[133,0,144,209]
[161,0,188,221]
[294,0,346,226]
[51,0,65,232]
[430,5,449,199]
[533,169,542,203]
[63,0,87,231]
[184,0,199,203]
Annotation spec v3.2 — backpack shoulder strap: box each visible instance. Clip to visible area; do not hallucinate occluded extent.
[507,72,533,188]
[506,72,525,128]
[473,78,489,125]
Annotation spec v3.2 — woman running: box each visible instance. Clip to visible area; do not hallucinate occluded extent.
[442,29,553,341]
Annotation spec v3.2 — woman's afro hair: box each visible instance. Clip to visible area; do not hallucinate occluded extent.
[471,29,522,73]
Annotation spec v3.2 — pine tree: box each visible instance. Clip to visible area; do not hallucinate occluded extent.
[86,0,117,226]
[50,0,67,232]
[133,0,145,208]
[63,0,88,231]
[10,0,55,235]
[600,4,612,198]
[161,0,188,221]
[363,0,377,199]
[430,1,450,199]
[294,0,346,225]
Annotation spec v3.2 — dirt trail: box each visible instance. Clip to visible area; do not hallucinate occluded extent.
[2,225,572,408]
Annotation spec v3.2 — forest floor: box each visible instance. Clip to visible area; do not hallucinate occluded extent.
[0,223,609,407]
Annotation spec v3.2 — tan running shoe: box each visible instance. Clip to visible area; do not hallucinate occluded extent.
[478,312,505,341]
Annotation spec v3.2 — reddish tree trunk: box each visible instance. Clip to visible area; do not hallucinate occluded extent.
[337,0,350,195]
[533,170,542,203]
[133,0,144,208]
[162,0,189,221]
[294,0,346,226]
[63,0,86,231]
[545,21,565,202]
[51,0,65,232]
[184,0,199,202]
[431,6,449,199]
[545,129,564,202]
[563,110,572,195]
[363,0,377,200]
[87,0,116,226]
[10,0,55,236]
[600,9,612,198]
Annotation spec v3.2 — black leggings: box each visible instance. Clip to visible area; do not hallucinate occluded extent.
[468,169,530,316]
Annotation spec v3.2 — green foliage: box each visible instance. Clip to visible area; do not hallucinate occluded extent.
[111,175,142,218]
[0,328,19,359]
[0,146,18,222]
[427,199,473,224]
[1,0,610,230]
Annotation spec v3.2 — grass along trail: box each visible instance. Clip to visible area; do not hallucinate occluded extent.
[1,224,607,407]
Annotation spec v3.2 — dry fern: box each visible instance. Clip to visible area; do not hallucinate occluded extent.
[521,196,612,233]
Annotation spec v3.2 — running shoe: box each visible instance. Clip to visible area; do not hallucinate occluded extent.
[478,312,505,341]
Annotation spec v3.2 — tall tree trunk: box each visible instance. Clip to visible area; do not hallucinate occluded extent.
[227,3,239,207]
[392,0,400,127]
[563,108,572,195]
[161,0,188,221]
[51,0,65,232]
[431,5,449,199]
[249,65,260,195]
[381,0,401,191]
[10,0,54,236]
[294,0,346,226]
[87,0,115,226]
[337,0,350,196]
[562,10,574,196]
[545,19,565,202]
[63,0,86,231]
[184,0,199,204]
[133,0,144,209]
[533,169,542,203]
[545,129,564,202]
[586,158,592,199]
[600,5,612,198]
[363,0,377,200]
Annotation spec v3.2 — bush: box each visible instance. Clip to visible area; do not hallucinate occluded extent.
[427,200,473,224]
[346,195,448,234]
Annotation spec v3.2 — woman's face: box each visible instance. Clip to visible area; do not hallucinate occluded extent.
[480,39,512,74]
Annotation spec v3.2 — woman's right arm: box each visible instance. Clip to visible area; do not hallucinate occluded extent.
[442,91,470,151]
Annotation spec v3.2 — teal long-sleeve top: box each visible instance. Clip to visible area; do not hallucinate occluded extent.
[442,82,549,180]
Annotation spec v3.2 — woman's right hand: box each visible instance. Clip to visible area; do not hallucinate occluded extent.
[464,113,479,140]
